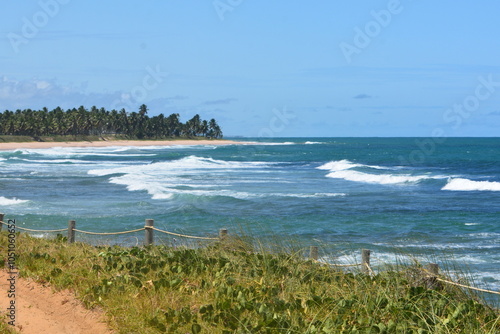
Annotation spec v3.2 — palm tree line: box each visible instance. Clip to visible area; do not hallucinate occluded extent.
[0,104,223,139]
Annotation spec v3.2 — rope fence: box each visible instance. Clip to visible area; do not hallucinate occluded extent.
[420,266,500,296]
[307,246,499,297]
[16,226,68,233]
[0,213,499,297]
[152,226,219,240]
[73,228,145,236]
[0,216,223,245]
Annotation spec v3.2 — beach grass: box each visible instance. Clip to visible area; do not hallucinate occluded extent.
[1,232,499,333]
[0,317,16,334]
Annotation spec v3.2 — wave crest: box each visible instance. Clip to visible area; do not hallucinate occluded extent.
[0,196,28,206]
[442,178,500,191]
[317,159,428,185]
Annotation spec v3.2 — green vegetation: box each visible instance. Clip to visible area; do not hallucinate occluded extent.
[1,232,498,333]
[0,317,16,334]
[0,104,223,140]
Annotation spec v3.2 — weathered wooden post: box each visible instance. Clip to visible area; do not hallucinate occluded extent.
[309,246,319,260]
[361,249,371,274]
[0,213,4,232]
[67,220,76,243]
[145,219,154,246]
[219,228,228,240]
[426,263,440,289]
[428,263,439,275]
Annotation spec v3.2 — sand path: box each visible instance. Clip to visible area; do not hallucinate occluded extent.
[0,270,113,334]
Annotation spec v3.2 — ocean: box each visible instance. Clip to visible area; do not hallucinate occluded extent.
[1,137,499,298]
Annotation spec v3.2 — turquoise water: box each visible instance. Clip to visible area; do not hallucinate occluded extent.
[1,137,499,295]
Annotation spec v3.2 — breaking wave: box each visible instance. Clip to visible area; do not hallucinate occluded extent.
[89,156,275,200]
[442,178,500,191]
[0,196,28,206]
[317,159,433,185]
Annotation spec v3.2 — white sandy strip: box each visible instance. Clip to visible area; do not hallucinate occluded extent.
[0,139,253,150]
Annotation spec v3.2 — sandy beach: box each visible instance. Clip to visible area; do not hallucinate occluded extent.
[0,139,247,150]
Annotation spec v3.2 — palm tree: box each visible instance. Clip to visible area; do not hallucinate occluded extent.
[186,114,202,137]
[208,118,223,139]
[138,104,148,117]
[166,113,181,137]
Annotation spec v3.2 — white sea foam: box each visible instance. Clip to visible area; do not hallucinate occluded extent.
[0,196,28,205]
[108,173,256,200]
[442,178,500,191]
[89,156,270,176]
[17,147,156,158]
[317,159,391,171]
[106,175,344,201]
[253,142,296,146]
[317,159,429,185]
[277,193,346,198]
[89,155,345,201]
[465,232,500,238]
[89,156,275,200]
[475,271,500,288]
[304,141,324,145]
[23,159,96,164]
[317,159,363,171]
[326,170,428,184]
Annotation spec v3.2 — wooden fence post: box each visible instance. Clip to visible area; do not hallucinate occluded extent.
[309,246,319,260]
[361,249,371,274]
[0,213,4,232]
[145,219,154,246]
[428,263,439,275]
[219,228,228,240]
[67,220,75,243]
[426,263,440,289]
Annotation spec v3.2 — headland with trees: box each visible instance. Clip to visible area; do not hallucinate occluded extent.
[0,104,223,141]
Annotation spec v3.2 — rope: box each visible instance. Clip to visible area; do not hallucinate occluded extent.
[73,228,144,236]
[1,220,67,233]
[314,259,361,268]
[419,267,500,296]
[151,227,218,240]
[15,226,68,233]
[365,263,375,276]
[314,258,373,275]
[435,277,500,296]
[335,263,362,268]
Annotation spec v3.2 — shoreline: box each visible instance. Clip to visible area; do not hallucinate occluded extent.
[0,139,249,150]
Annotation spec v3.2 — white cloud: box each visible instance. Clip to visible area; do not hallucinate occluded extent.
[0,76,194,116]
[0,76,119,110]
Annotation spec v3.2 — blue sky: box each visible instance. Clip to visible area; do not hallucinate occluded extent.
[1,1,500,137]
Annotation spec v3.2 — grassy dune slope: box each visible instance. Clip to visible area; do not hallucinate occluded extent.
[1,232,498,333]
